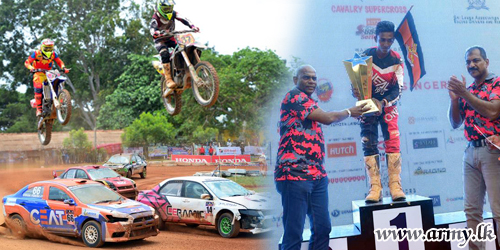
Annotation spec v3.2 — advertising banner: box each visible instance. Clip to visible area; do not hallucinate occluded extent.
[216,147,242,155]
[244,146,265,155]
[148,146,169,158]
[213,155,252,163]
[171,155,212,164]
[171,155,252,164]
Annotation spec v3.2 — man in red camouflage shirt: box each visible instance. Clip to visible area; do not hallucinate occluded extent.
[275,65,367,250]
[448,46,500,250]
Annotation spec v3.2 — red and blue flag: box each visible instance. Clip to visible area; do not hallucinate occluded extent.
[395,10,426,91]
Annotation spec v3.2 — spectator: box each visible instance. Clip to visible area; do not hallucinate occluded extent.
[198,146,205,155]
[209,146,214,156]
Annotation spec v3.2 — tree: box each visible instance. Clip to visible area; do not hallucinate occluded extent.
[192,126,219,144]
[0,0,154,132]
[97,54,162,129]
[62,128,93,163]
[121,112,177,157]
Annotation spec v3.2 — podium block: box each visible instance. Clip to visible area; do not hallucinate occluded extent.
[282,195,500,250]
[350,195,435,250]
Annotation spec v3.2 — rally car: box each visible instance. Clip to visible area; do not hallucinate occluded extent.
[103,153,147,179]
[137,176,272,238]
[2,179,159,247]
[53,165,138,199]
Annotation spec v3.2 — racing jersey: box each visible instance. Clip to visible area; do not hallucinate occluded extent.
[459,73,500,141]
[275,87,327,181]
[150,11,194,42]
[362,47,404,106]
[24,50,65,70]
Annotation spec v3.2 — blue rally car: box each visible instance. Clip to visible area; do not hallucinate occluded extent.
[2,179,159,247]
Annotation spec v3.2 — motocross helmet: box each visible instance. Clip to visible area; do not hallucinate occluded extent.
[156,0,175,20]
[40,39,54,58]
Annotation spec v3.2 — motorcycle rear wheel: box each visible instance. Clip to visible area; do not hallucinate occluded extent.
[38,118,52,145]
[192,61,219,108]
[57,89,72,125]
[161,75,182,115]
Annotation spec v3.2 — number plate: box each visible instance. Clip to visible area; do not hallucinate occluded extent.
[175,33,195,46]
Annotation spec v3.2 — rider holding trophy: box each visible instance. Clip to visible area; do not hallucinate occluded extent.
[150,0,199,94]
[24,39,70,117]
[350,21,406,203]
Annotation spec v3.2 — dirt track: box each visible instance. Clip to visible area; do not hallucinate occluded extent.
[0,163,281,250]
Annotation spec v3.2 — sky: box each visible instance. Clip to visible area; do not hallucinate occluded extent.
[171,0,303,60]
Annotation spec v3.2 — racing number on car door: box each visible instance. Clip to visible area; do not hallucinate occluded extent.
[158,181,183,222]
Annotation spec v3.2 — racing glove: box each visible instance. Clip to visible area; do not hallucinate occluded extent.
[191,26,200,32]
[62,67,70,74]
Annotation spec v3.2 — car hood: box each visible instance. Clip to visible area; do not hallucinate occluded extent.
[87,199,154,216]
[99,177,134,187]
[103,163,127,169]
[219,194,271,210]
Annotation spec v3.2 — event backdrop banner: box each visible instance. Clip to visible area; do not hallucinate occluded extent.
[268,0,500,226]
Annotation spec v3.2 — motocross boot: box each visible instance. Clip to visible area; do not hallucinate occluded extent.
[387,153,406,201]
[35,94,42,117]
[163,63,176,89]
[365,155,382,203]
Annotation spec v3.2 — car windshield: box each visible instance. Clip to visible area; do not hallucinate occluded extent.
[70,184,122,204]
[87,168,120,180]
[107,155,130,164]
[204,180,250,198]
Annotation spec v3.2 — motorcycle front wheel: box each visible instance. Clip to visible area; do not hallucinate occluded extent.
[57,89,72,125]
[161,75,182,115]
[38,118,53,145]
[192,61,219,108]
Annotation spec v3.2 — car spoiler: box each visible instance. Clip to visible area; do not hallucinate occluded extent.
[52,169,65,178]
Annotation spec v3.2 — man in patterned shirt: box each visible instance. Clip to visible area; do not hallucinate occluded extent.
[352,21,406,203]
[448,46,500,250]
[275,65,367,250]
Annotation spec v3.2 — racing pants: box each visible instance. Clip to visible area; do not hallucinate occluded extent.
[33,72,47,112]
[154,38,177,64]
[360,105,400,156]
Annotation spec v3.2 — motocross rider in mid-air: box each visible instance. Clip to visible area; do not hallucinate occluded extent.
[150,0,199,97]
[24,39,70,117]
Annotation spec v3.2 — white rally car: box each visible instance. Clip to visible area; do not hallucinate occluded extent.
[136,176,272,237]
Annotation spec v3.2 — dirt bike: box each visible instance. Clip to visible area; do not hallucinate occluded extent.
[152,29,219,115]
[31,69,72,145]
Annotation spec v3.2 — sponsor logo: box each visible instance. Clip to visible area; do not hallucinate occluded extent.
[213,158,248,163]
[327,142,357,158]
[331,209,354,218]
[175,158,208,163]
[82,208,100,219]
[408,116,438,125]
[5,198,16,206]
[446,196,464,202]
[429,195,441,207]
[328,175,366,184]
[331,5,407,14]
[413,138,438,149]
[414,167,446,175]
[402,80,448,91]
[446,136,467,144]
[316,78,334,102]
[331,210,340,217]
[355,18,380,40]
[30,209,66,225]
[468,0,489,10]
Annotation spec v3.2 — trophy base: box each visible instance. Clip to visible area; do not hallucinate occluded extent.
[356,99,380,116]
